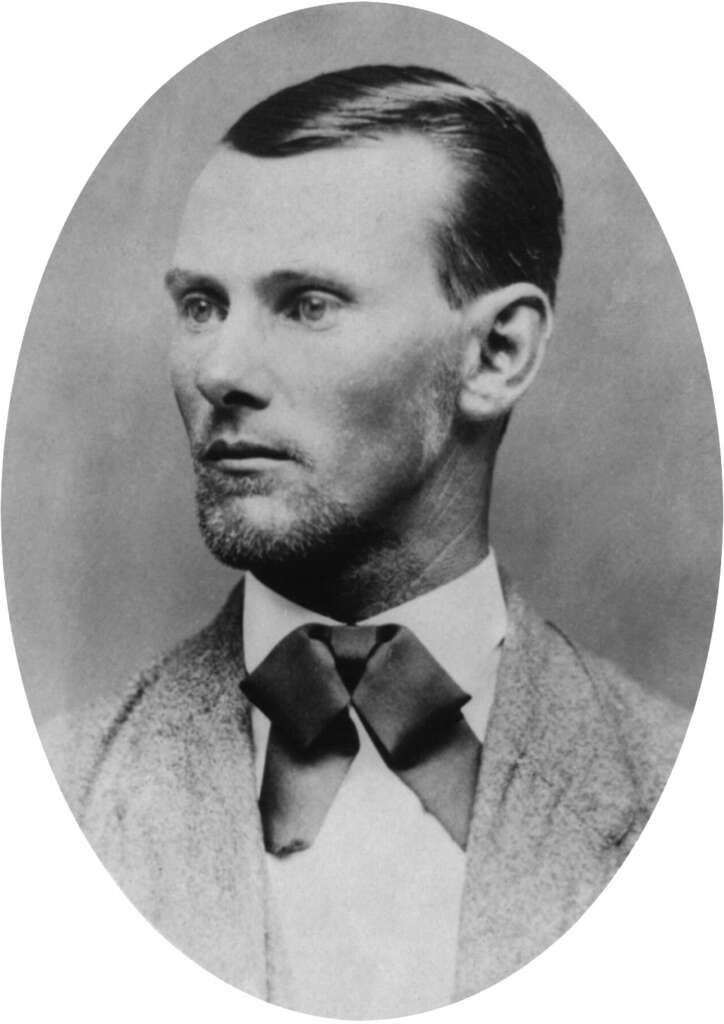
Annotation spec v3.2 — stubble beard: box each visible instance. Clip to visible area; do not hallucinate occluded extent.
[190,353,465,603]
[193,461,384,575]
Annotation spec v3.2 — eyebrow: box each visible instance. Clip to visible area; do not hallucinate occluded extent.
[164,267,358,303]
[163,268,227,300]
[255,269,357,303]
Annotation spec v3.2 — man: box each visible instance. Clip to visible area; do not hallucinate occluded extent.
[46,66,687,1017]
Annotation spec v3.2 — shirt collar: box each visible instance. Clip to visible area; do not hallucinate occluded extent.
[243,551,507,702]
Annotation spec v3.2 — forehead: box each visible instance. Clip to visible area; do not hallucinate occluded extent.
[174,135,458,283]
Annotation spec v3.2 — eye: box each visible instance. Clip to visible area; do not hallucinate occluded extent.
[178,293,226,330]
[286,291,343,330]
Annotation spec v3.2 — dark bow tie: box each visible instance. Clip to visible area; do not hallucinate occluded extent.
[242,623,481,856]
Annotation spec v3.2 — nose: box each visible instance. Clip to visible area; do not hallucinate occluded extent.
[195,315,272,411]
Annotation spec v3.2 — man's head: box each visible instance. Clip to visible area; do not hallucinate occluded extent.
[166,65,563,589]
[222,65,564,308]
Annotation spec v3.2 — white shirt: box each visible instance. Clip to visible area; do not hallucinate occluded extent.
[243,554,507,1018]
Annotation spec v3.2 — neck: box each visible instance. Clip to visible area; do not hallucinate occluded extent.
[255,508,490,623]
[254,427,498,620]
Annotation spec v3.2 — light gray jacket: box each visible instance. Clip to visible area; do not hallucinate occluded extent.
[42,579,688,1006]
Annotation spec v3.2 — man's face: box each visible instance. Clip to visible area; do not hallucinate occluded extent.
[167,135,467,571]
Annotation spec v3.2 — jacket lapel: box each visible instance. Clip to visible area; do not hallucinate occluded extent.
[455,589,638,996]
[81,580,271,997]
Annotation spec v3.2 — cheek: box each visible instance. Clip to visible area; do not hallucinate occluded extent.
[169,350,199,432]
[332,364,409,439]
[327,336,453,462]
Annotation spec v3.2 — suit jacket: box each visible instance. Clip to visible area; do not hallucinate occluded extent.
[42,578,688,1007]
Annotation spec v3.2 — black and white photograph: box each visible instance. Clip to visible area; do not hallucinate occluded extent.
[2,3,722,1022]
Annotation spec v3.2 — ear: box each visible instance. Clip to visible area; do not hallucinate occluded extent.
[457,283,553,422]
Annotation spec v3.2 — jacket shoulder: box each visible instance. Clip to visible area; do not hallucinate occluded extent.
[498,589,691,845]
[573,640,690,804]
[39,580,248,817]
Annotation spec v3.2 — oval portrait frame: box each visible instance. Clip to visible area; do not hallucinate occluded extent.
[2,3,722,1022]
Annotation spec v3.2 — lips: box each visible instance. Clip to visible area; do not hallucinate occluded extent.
[201,438,291,464]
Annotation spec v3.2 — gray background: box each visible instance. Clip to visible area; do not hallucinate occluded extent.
[3,3,720,723]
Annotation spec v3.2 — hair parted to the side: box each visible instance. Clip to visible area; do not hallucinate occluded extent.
[222,64,564,307]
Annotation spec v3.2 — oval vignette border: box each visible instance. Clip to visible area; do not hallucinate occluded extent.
[1,4,722,1024]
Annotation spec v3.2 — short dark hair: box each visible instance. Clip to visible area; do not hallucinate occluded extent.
[222,65,564,306]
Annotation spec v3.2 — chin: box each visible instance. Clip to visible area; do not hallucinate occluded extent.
[194,468,368,571]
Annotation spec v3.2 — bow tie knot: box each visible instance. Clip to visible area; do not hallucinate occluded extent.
[242,623,481,855]
[325,624,384,692]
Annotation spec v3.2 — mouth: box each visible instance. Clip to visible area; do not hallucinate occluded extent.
[200,438,293,473]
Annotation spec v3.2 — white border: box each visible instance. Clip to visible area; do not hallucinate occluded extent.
[2,3,722,1022]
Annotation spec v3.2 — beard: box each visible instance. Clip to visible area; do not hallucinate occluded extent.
[188,352,463,584]
[193,461,390,574]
